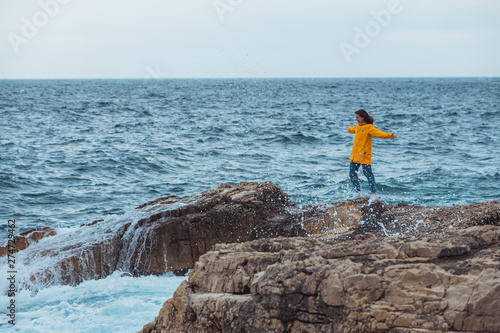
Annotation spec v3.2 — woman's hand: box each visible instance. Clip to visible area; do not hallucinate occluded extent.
[391,134,397,139]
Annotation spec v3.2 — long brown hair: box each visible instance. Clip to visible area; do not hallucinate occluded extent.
[355,109,374,124]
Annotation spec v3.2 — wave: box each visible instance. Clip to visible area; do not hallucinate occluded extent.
[259,132,321,145]
[97,101,114,107]
[234,152,273,160]
[0,271,186,333]
[147,92,166,98]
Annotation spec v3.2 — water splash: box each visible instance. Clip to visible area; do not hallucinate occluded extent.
[0,207,163,293]
[0,271,186,332]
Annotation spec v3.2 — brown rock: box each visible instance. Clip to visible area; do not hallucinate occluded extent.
[11,182,500,290]
[18,182,304,287]
[301,198,500,240]
[142,225,500,333]
[302,203,362,238]
[0,227,56,257]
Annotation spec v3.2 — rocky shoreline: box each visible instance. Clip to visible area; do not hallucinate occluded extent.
[141,225,499,332]
[2,182,499,331]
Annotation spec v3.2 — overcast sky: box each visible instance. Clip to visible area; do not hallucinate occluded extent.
[1,0,499,79]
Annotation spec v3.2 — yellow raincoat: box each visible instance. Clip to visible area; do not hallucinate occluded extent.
[348,123,393,165]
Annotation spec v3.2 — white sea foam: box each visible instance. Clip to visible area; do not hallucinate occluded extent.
[1,208,154,292]
[1,204,189,331]
[0,271,186,332]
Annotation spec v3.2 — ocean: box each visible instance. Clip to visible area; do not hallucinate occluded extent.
[1,78,499,332]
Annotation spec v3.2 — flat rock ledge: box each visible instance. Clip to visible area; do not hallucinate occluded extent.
[142,225,500,333]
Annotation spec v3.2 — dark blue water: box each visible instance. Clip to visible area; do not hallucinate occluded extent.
[1,78,499,332]
[1,78,499,236]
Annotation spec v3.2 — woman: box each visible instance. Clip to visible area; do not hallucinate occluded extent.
[348,109,397,204]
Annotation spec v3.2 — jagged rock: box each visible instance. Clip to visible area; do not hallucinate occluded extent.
[11,181,500,289]
[0,227,56,257]
[129,181,302,274]
[21,182,303,288]
[141,225,500,333]
[303,199,500,239]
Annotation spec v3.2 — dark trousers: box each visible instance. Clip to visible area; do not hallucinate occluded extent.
[349,162,377,193]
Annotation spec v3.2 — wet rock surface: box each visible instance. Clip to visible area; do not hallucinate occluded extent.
[16,182,302,287]
[0,227,56,257]
[142,225,500,333]
[10,182,500,290]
